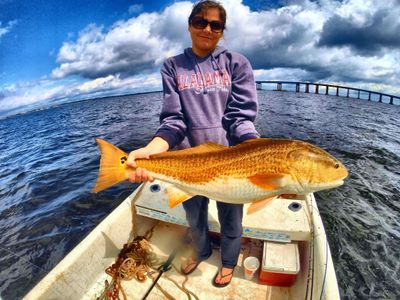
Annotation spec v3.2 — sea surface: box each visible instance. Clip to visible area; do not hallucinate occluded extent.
[0,91,399,299]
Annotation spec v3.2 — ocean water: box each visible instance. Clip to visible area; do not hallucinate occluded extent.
[0,91,399,299]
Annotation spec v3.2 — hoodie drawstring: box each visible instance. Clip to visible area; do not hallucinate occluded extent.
[186,51,207,94]
[196,58,208,95]
[211,54,225,77]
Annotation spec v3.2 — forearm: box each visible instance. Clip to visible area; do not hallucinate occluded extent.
[127,136,169,182]
[144,136,169,155]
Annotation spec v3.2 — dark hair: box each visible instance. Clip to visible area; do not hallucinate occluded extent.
[188,1,227,28]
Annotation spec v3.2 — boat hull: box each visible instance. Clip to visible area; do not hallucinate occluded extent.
[24,182,340,300]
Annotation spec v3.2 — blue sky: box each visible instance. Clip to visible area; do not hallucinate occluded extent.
[1,0,400,117]
[0,0,174,84]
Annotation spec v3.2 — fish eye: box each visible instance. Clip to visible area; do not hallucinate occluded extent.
[334,163,339,169]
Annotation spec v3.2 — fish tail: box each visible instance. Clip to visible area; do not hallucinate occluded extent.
[92,138,130,193]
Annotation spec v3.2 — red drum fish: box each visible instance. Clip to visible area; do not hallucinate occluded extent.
[93,138,348,213]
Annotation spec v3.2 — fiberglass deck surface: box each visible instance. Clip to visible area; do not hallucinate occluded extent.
[85,222,297,300]
[135,181,312,242]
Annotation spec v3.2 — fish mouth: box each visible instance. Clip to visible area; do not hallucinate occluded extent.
[310,179,344,192]
[330,179,344,188]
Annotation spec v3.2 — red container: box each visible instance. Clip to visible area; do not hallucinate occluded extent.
[258,241,300,287]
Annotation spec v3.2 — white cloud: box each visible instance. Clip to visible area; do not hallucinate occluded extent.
[51,0,400,87]
[0,73,162,115]
[52,1,192,79]
[128,4,143,15]
[3,0,400,116]
[254,68,311,81]
[78,75,115,92]
[0,79,67,112]
[0,20,18,40]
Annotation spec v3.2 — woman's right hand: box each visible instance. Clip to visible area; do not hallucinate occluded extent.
[126,137,169,183]
[126,148,154,183]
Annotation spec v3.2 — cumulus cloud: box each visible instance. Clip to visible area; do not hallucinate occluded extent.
[0,79,68,113]
[52,2,192,79]
[51,0,400,89]
[222,0,400,85]
[318,0,400,55]
[3,0,400,116]
[0,73,162,116]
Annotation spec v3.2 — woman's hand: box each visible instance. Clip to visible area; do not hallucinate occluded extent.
[126,148,154,183]
[126,137,169,183]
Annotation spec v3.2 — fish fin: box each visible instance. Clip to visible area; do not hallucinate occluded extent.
[247,196,278,214]
[166,186,192,208]
[279,194,299,199]
[92,138,130,193]
[241,138,273,144]
[150,142,226,158]
[248,173,290,190]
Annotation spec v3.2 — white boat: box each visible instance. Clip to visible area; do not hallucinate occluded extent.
[24,181,340,300]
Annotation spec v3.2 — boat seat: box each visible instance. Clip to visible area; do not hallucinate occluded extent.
[135,181,312,243]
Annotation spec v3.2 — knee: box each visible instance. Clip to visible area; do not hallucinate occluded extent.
[217,203,243,237]
[220,222,243,238]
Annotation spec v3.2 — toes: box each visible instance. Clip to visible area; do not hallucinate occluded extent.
[215,273,221,284]
[185,263,195,273]
[220,275,228,284]
[219,268,233,284]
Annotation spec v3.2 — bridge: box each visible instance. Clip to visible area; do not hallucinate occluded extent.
[255,81,400,105]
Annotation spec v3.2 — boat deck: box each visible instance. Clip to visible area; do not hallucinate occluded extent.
[25,182,340,300]
[84,221,306,300]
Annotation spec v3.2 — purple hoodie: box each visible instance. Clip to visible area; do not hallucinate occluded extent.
[155,46,259,149]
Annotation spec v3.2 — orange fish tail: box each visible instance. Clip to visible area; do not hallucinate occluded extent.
[92,138,130,193]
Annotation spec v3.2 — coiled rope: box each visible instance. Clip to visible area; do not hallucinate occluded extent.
[96,225,198,300]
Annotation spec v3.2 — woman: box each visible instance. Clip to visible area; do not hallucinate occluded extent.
[127,0,259,287]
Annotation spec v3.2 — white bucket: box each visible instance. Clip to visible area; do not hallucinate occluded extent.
[243,256,260,280]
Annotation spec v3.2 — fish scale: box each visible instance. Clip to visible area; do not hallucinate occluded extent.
[138,140,297,181]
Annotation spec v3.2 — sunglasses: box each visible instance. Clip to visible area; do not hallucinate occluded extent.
[190,16,225,33]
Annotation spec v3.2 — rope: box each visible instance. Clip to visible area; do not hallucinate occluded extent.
[96,235,154,300]
[97,188,198,300]
[96,225,199,300]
